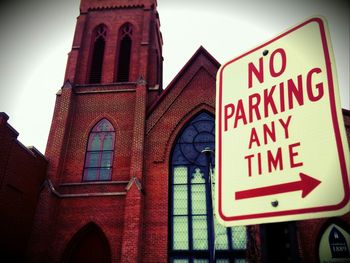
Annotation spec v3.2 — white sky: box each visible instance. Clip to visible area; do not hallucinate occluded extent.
[0,0,349,153]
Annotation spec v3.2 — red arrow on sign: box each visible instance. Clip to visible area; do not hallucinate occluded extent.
[235,173,321,200]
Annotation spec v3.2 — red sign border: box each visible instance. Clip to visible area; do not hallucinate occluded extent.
[217,17,350,222]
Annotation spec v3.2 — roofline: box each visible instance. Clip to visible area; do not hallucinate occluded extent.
[147,46,220,116]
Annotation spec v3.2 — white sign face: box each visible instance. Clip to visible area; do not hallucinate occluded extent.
[215,17,350,226]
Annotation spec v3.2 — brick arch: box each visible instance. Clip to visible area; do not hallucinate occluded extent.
[92,23,109,36]
[115,21,138,42]
[117,22,135,33]
[83,115,121,140]
[159,103,215,164]
[82,115,121,156]
[61,222,111,263]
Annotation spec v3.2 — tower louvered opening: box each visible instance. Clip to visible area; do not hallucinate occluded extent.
[116,23,133,82]
[89,25,107,84]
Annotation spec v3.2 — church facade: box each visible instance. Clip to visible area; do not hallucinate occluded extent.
[1,0,349,262]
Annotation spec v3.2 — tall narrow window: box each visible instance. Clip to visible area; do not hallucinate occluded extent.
[83,119,115,181]
[116,23,133,82]
[170,112,247,262]
[89,25,107,84]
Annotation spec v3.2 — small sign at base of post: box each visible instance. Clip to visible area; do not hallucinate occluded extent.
[215,16,350,226]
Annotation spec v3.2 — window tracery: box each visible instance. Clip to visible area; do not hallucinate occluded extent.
[83,119,115,181]
[116,23,133,82]
[170,112,247,262]
[89,25,107,84]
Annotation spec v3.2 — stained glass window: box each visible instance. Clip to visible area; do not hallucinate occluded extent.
[170,112,247,262]
[83,119,115,181]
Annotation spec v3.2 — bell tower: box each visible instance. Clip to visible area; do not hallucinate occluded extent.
[65,0,162,87]
[27,0,163,262]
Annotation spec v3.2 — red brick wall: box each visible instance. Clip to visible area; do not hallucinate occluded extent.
[61,89,136,183]
[48,196,126,262]
[0,113,47,262]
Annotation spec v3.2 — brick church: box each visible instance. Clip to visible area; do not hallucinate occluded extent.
[1,0,350,262]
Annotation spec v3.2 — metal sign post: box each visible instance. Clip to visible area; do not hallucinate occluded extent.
[202,147,215,263]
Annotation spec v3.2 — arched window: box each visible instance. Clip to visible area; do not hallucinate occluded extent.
[83,119,115,181]
[116,23,132,82]
[89,25,107,84]
[170,112,247,262]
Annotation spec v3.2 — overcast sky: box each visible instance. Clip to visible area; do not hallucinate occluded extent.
[0,0,349,152]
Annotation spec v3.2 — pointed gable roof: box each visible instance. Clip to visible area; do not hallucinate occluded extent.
[163,45,220,93]
[146,46,220,134]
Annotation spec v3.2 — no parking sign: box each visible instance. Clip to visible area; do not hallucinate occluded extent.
[216,17,350,226]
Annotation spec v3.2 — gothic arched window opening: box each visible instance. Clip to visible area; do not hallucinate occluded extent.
[83,119,115,181]
[61,223,111,263]
[169,112,248,262]
[89,25,107,84]
[116,23,133,82]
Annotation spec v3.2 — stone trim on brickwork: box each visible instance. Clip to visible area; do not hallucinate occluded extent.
[136,75,147,86]
[75,89,136,94]
[125,176,143,192]
[46,179,126,198]
[60,180,129,187]
[148,84,160,91]
[75,82,137,87]
[73,82,138,94]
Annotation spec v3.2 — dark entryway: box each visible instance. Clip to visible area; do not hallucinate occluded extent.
[61,222,111,263]
[261,222,300,263]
